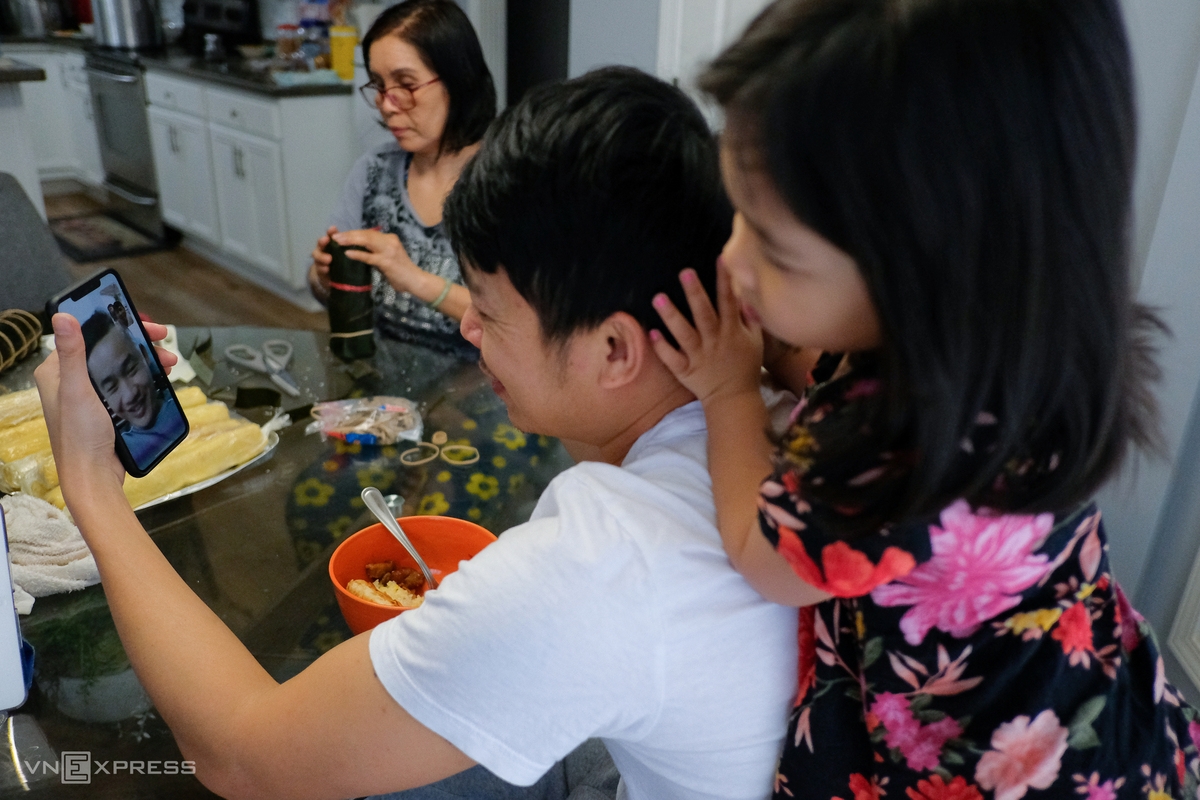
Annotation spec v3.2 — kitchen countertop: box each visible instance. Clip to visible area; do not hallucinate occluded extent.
[143,53,353,98]
[0,34,353,97]
[0,56,46,83]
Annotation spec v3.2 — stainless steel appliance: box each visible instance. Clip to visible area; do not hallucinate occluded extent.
[180,0,259,57]
[85,48,166,238]
[90,0,162,49]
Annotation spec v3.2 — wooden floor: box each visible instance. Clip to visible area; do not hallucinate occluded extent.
[43,184,330,331]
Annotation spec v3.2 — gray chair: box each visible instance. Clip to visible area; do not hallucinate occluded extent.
[0,173,71,313]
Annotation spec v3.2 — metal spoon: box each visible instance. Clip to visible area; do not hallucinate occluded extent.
[361,486,439,590]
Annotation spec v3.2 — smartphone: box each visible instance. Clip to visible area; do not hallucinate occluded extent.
[0,508,29,711]
[47,269,189,477]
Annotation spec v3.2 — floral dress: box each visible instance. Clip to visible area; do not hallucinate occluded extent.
[759,358,1200,800]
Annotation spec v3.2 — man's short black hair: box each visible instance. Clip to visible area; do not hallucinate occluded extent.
[362,0,496,155]
[444,66,731,343]
[80,311,116,356]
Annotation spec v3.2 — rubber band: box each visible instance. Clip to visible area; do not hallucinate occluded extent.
[431,431,448,445]
[399,443,440,466]
[427,277,452,310]
[329,329,374,339]
[329,282,372,293]
[439,445,480,466]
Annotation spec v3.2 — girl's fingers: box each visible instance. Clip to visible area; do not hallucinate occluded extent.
[652,293,703,355]
[648,329,690,376]
[714,260,738,325]
[679,269,719,337]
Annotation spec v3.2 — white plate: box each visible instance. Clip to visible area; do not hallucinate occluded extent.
[134,431,279,511]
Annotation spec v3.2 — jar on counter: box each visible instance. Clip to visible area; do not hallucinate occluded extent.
[274,24,306,70]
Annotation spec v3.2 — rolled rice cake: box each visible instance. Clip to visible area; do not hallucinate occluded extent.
[0,385,267,510]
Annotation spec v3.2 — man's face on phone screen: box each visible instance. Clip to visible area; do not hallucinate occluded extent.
[86,328,160,429]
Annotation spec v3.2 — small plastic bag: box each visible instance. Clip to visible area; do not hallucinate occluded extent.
[306,396,422,446]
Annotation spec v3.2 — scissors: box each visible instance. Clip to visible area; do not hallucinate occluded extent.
[224,339,301,397]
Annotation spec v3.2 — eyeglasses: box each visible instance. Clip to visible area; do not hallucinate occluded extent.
[359,77,441,110]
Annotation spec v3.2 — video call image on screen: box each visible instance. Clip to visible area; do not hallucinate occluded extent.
[57,274,187,468]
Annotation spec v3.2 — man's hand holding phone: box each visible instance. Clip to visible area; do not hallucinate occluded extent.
[34,314,178,507]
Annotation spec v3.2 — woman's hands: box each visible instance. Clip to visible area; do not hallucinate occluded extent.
[331,228,427,297]
[33,315,179,504]
[307,225,339,303]
[649,260,764,405]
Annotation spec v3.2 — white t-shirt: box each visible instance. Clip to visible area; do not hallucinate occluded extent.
[369,401,799,800]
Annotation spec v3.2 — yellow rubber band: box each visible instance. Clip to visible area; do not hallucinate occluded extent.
[439,445,479,466]
[399,443,440,466]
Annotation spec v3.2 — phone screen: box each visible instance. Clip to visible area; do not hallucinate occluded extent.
[51,270,189,477]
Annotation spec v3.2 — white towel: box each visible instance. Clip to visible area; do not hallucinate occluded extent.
[1,493,100,615]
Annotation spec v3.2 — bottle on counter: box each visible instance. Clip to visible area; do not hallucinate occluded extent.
[329,25,356,81]
[298,0,331,69]
[274,23,307,70]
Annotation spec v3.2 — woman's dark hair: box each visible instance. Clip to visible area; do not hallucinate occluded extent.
[701,0,1164,524]
[445,67,730,343]
[362,0,496,154]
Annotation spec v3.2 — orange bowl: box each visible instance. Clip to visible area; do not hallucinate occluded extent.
[329,515,497,634]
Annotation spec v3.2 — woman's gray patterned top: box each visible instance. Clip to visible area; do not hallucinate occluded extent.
[328,140,475,358]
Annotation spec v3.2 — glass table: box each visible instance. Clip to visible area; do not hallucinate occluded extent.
[0,328,572,798]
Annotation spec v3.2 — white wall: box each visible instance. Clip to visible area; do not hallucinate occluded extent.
[1097,0,1200,597]
[1094,1,1200,701]
[568,0,660,78]
[1120,0,1200,283]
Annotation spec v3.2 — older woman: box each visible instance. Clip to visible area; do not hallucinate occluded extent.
[308,0,494,356]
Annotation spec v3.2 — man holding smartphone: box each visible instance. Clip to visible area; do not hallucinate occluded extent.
[81,312,185,465]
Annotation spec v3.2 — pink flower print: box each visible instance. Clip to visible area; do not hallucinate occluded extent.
[871,500,1054,645]
[1072,773,1124,800]
[871,692,917,737]
[975,709,1069,800]
[869,693,962,772]
[1188,720,1200,751]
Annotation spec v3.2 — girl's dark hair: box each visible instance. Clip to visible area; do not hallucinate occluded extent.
[362,0,496,154]
[701,0,1164,523]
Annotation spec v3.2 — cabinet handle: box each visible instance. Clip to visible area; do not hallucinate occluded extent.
[233,147,245,179]
[169,126,179,154]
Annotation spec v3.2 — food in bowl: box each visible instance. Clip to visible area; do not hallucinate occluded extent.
[347,579,423,607]
[329,515,496,634]
[347,560,426,607]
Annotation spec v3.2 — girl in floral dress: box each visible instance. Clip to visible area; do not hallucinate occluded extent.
[650,1,1199,799]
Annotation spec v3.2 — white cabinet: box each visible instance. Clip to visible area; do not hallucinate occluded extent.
[62,53,104,186]
[1,45,104,186]
[144,69,355,295]
[148,106,220,243]
[6,49,77,178]
[209,124,288,276]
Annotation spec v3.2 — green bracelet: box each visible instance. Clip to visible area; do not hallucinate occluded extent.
[427,277,452,310]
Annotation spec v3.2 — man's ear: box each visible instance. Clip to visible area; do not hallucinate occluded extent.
[596,312,648,391]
